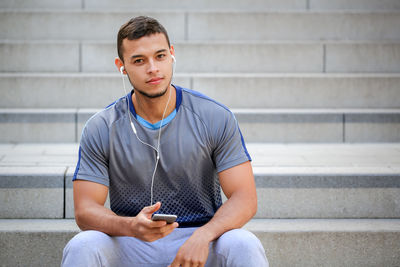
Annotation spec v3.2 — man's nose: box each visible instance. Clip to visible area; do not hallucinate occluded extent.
[147,59,159,73]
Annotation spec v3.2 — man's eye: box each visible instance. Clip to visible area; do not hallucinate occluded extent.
[157,54,166,59]
[134,59,143,64]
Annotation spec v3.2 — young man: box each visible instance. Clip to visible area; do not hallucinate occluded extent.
[62,16,268,267]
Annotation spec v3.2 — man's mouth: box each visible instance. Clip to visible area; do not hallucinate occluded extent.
[147,77,163,85]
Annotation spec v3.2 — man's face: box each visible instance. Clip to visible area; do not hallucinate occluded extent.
[121,33,174,99]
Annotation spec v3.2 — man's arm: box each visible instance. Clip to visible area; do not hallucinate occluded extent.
[73,180,178,241]
[169,161,256,267]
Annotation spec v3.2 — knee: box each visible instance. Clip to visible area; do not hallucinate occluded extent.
[214,229,268,266]
[218,229,263,252]
[62,230,110,263]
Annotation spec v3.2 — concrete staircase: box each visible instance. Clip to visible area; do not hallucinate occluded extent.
[1,0,400,266]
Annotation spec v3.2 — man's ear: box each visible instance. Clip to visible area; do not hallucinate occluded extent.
[115,57,125,74]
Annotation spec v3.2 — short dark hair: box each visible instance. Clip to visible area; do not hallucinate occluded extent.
[117,16,171,62]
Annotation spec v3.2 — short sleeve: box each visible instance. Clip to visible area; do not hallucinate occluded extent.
[73,117,110,187]
[212,110,251,173]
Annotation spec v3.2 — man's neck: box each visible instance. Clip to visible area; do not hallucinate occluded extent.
[132,85,176,124]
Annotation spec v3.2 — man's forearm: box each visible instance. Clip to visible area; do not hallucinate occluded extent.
[194,190,257,242]
[75,201,178,242]
[169,190,257,266]
[75,203,132,237]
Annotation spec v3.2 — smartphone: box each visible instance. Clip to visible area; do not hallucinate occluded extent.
[151,214,177,224]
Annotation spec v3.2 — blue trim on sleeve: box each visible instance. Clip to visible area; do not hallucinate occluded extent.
[105,100,116,109]
[238,128,252,161]
[175,85,182,112]
[127,90,137,119]
[137,109,177,130]
[73,146,82,181]
[178,86,231,113]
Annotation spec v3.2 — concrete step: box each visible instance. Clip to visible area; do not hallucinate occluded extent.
[2,41,400,73]
[0,108,399,143]
[0,218,399,266]
[0,10,185,41]
[251,143,400,218]
[309,0,400,11]
[253,170,400,218]
[0,144,78,219]
[235,108,400,142]
[245,219,400,267]
[2,0,400,11]
[0,109,77,143]
[1,73,400,109]
[0,73,190,109]
[1,10,400,41]
[0,0,82,9]
[1,143,399,219]
[0,0,307,11]
[0,167,67,219]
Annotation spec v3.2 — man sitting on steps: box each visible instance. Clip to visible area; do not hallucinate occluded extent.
[62,15,268,267]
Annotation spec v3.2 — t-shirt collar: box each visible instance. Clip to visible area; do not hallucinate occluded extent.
[127,84,182,119]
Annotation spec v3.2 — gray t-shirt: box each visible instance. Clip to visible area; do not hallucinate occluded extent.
[73,85,251,227]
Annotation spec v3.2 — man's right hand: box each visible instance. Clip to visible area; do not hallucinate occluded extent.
[73,181,177,240]
[129,202,178,242]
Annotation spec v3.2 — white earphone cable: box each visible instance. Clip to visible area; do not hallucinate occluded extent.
[150,87,172,206]
[120,58,174,206]
[120,70,159,153]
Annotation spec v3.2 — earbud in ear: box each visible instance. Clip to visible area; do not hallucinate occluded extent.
[120,66,124,74]
[171,55,176,74]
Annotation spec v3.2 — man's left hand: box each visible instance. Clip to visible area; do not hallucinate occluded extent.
[168,230,211,267]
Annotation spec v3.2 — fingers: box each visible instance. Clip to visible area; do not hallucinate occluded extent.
[170,250,206,267]
[141,201,161,215]
[146,222,178,233]
[169,235,209,267]
[142,225,178,242]
[147,219,167,228]
[169,259,204,267]
[147,219,179,230]
[134,218,178,242]
[131,202,180,242]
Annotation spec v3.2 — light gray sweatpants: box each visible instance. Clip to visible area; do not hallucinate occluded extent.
[61,227,268,267]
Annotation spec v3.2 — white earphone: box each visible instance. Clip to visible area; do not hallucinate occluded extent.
[119,54,176,205]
